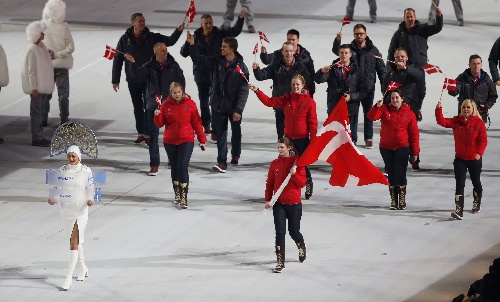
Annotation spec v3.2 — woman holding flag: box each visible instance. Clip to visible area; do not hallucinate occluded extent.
[154,82,206,209]
[368,89,419,210]
[264,137,307,273]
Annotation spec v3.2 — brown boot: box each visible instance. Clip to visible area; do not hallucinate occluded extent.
[273,246,285,273]
[451,195,464,220]
[472,190,482,213]
[398,185,407,210]
[180,183,188,209]
[173,181,181,204]
[296,242,306,263]
[389,186,398,210]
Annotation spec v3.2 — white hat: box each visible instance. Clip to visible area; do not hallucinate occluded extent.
[26,20,47,44]
[42,0,66,24]
[66,145,82,161]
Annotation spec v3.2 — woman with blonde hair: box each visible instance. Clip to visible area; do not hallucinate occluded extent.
[435,99,487,220]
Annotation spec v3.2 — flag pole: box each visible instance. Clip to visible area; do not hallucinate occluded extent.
[439,87,444,102]
[431,1,438,8]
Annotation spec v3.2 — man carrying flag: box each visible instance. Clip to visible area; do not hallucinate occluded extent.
[448,54,497,123]
[186,34,249,173]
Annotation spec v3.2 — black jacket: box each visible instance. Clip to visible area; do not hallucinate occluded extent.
[112,27,182,84]
[129,54,185,110]
[332,36,386,93]
[180,18,243,84]
[384,63,424,113]
[488,37,500,82]
[254,60,312,98]
[387,16,443,68]
[449,68,498,110]
[314,59,368,115]
[260,44,315,95]
[189,45,249,115]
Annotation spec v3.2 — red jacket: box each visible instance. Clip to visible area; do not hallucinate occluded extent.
[435,107,487,160]
[255,90,318,140]
[367,103,420,156]
[265,151,306,205]
[154,96,207,145]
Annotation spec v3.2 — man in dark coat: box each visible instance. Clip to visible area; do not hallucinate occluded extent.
[449,54,498,123]
[187,35,249,173]
[253,42,312,140]
[260,29,315,97]
[112,13,184,144]
[387,7,443,121]
[125,42,185,176]
[333,23,386,148]
[180,12,244,139]
[488,37,500,86]
[315,44,368,145]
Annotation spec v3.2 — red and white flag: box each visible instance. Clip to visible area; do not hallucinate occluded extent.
[103,45,116,60]
[186,0,197,24]
[252,43,259,55]
[296,96,389,187]
[385,81,402,93]
[422,64,443,74]
[443,78,457,91]
[334,61,351,73]
[235,64,248,82]
[342,16,352,26]
[155,95,162,107]
[258,31,270,43]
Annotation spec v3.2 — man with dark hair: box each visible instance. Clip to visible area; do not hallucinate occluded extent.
[333,23,386,148]
[260,29,315,97]
[387,6,443,121]
[488,37,500,86]
[187,34,249,173]
[180,11,244,142]
[112,13,184,145]
[449,54,497,123]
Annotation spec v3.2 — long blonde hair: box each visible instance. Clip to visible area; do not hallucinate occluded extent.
[460,99,480,117]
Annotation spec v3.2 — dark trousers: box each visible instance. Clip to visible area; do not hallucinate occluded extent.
[127,82,147,136]
[146,110,160,167]
[417,73,426,111]
[292,137,311,179]
[274,108,285,139]
[349,113,359,145]
[380,147,410,186]
[454,157,482,196]
[196,82,212,128]
[360,90,375,141]
[164,142,194,183]
[213,110,242,168]
[273,202,303,246]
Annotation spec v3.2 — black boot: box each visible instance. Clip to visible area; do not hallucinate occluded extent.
[398,185,407,210]
[273,246,285,273]
[389,186,398,210]
[472,190,482,213]
[451,195,464,220]
[305,178,313,200]
[180,183,188,209]
[296,242,306,263]
[173,181,181,204]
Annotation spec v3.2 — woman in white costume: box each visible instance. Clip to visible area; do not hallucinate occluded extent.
[48,145,94,290]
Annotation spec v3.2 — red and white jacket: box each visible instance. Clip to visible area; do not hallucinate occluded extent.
[154,96,207,145]
[265,151,306,205]
[435,107,487,160]
[367,103,420,156]
[255,90,318,140]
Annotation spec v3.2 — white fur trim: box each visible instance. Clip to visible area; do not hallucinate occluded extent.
[25,20,47,44]
[42,0,66,24]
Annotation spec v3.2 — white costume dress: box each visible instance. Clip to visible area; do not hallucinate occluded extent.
[53,162,94,243]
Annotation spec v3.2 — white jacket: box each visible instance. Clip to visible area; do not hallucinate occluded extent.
[44,22,74,69]
[21,43,55,94]
[0,44,8,87]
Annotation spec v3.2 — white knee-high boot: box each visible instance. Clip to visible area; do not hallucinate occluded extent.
[76,244,88,281]
[61,250,78,290]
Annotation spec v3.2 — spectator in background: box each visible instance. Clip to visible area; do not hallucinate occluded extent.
[428,0,463,26]
[488,37,500,86]
[0,42,9,144]
[345,0,377,23]
[221,0,255,33]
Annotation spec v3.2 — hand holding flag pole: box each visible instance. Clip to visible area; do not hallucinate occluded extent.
[263,168,294,215]
[373,54,396,65]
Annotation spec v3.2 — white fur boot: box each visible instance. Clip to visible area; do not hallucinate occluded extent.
[76,244,88,281]
[61,250,78,290]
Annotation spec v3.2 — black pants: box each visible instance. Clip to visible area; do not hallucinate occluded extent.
[195,82,211,128]
[273,202,303,246]
[164,142,194,183]
[380,147,410,186]
[454,157,482,196]
[292,137,311,179]
[274,108,284,139]
[127,82,147,136]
